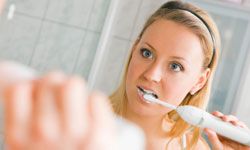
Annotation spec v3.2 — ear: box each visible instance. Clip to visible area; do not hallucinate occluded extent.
[190,68,210,95]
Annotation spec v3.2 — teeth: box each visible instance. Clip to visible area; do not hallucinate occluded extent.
[138,87,158,99]
[143,89,155,95]
[137,88,144,95]
[137,88,151,103]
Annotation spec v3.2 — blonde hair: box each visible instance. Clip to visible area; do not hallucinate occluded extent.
[110,0,221,149]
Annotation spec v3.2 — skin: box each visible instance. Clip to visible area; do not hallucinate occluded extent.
[126,20,209,118]
[0,1,249,149]
[125,19,250,150]
[2,72,116,149]
[0,0,4,12]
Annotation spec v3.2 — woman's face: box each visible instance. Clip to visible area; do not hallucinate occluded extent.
[126,19,209,117]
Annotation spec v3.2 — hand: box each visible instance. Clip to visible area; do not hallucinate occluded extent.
[3,72,116,150]
[204,111,250,150]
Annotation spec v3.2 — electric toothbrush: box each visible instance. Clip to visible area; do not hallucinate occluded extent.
[143,94,250,146]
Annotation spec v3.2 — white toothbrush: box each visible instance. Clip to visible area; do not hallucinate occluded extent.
[143,94,250,146]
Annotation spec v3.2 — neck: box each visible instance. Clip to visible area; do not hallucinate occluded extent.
[124,107,170,139]
[123,105,178,150]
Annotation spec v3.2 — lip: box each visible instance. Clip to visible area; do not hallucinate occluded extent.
[137,87,151,104]
[137,85,158,97]
[136,85,159,103]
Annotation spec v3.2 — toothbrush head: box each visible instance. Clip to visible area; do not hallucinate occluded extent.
[143,93,177,110]
[143,93,157,103]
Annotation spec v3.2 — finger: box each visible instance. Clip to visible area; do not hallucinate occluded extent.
[59,76,89,144]
[31,72,66,146]
[211,111,224,119]
[231,120,249,129]
[221,115,239,122]
[85,92,116,150]
[237,121,248,129]
[4,81,32,149]
[220,115,248,129]
[211,112,244,128]
[204,128,223,150]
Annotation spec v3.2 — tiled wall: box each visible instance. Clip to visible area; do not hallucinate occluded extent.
[0,0,111,148]
[0,0,170,105]
[0,0,110,78]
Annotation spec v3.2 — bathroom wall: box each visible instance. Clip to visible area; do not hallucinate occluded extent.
[0,0,111,148]
[0,0,110,78]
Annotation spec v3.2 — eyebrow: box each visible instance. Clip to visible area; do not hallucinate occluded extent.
[145,42,157,52]
[170,56,189,64]
[144,42,190,65]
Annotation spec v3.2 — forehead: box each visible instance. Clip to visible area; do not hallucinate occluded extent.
[140,19,204,64]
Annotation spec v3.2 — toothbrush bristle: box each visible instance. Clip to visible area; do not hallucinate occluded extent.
[143,94,156,103]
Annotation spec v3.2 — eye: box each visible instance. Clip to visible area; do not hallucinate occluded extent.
[169,62,184,72]
[140,48,153,59]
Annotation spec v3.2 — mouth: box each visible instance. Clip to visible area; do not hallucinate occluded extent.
[137,86,158,99]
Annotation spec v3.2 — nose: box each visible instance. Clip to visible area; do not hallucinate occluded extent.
[143,62,164,83]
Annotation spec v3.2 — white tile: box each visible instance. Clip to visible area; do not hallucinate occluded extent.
[130,0,167,40]
[243,0,250,7]
[73,31,100,79]
[112,0,142,40]
[0,12,42,64]
[93,37,130,94]
[30,22,85,74]
[87,0,111,32]
[45,0,94,28]
[4,0,48,18]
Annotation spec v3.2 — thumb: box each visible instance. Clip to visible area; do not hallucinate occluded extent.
[86,92,116,150]
[204,128,223,150]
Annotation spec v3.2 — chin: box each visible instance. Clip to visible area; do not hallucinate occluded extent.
[127,96,165,118]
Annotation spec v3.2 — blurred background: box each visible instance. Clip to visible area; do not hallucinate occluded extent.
[0,0,250,148]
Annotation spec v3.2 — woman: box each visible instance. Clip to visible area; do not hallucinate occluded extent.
[110,1,249,149]
[1,0,250,150]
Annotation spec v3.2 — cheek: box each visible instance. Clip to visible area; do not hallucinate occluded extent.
[126,56,143,83]
[162,76,196,105]
[126,58,138,94]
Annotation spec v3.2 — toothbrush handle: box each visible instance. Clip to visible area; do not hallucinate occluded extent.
[177,106,250,146]
[201,111,250,146]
